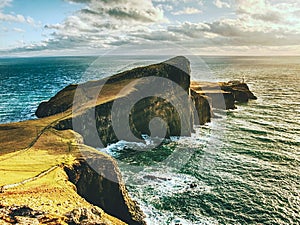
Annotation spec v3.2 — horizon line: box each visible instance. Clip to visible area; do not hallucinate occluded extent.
[1,54,300,59]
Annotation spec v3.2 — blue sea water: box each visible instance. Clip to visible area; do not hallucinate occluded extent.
[0,55,299,224]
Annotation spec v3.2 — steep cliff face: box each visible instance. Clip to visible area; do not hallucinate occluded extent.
[191,90,211,125]
[64,159,146,225]
[190,81,257,110]
[46,56,194,147]
[36,84,77,119]
[220,81,257,103]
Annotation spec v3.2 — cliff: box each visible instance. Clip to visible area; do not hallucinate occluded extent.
[191,81,257,110]
[36,56,194,147]
[0,120,146,224]
[0,56,256,224]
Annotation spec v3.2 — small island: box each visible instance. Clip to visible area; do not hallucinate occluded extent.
[0,56,256,224]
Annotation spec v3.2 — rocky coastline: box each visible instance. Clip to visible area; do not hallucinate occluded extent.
[0,56,256,224]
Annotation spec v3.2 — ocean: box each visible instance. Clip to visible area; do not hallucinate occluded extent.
[0,55,299,224]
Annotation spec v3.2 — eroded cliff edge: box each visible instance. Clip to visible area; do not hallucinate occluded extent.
[0,56,256,225]
[0,124,146,224]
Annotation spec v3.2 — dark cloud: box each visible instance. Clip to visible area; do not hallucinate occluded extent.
[168,22,209,38]
[237,8,283,23]
[66,0,91,3]
[167,19,300,47]
[132,30,181,41]
[107,8,159,22]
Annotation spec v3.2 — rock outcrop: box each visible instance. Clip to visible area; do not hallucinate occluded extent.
[0,204,121,225]
[190,81,257,110]
[64,159,146,225]
[65,207,110,225]
[221,80,257,103]
[0,205,65,224]
[190,90,211,125]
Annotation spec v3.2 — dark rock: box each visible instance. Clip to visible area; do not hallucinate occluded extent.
[0,205,62,224]
[190,82,236,110]
[221,81,257,102]
[64,158,146,225]
[65,207,106,225]
[232,89,250,103]
[190,80,256,110]
[223,92,236,109]
[36,84,77,118]
[191,90,211,125]
[189,183,197,188]
[143,175,171,181]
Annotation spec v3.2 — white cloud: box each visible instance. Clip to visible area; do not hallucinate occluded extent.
[39,0,169,51]
[67,0,166,23]
[0,0,38,26]
[152,0,202,4]
[213,0,230,9]
[165,17,300,48]
[172,7,202,15]
[12,27,25,32]
[235,0,281,22]
[156,3,173,12]
[0,12,25,22]
[0,12,38,26]
[0,0,12,9]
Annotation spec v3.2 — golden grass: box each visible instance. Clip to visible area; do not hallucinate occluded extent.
[0,166,126,224]
[0,119,126,224]
[0,127,79,186]
[0,149,74,186]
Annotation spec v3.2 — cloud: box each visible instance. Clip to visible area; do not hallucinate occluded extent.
[0,0,12,9]
[0,12,37,25]
[0,0,37,25]
[67,0,166,23]
[49,0,168,36]
[168,22,209,38]
[37,0,169,52]
[172,7,202,15]
[66,0,91,3]
[213,0,230,9]
[3,0,300,55]
[165,18,300,47]
[235,0,283,23]
[152,0,202,4]
[12,27,25,32]
[131,29,181,41]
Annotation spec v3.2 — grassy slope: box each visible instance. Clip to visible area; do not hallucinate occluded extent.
[0,117,126,224]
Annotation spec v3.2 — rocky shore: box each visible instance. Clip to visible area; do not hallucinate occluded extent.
[0,56,256,224]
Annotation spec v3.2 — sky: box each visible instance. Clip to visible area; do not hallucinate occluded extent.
[1,0,300,56]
